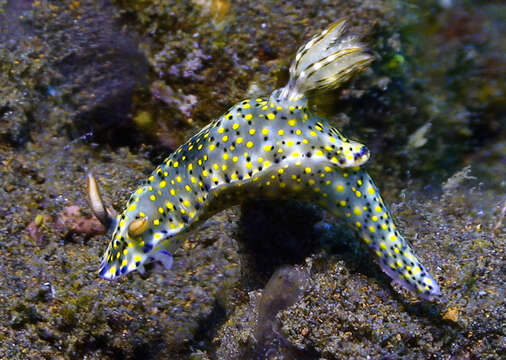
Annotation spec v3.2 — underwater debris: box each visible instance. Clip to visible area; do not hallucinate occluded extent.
[253,265,311,358]
[442,165,476,198]
[407,122,432,149]
[151,80,198,118]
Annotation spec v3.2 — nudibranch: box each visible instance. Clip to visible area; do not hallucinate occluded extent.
[89,20,441,300]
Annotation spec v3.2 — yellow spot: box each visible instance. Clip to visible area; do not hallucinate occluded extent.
[246,141,254,148]
[173,161,179,168]
[262,128,269,135]
[277,148,284,153]
[218,127,225,134]
[154,233,163,240]
[245,162,253,169]
[389,234,397,242]
[336,185,345,193]
[292,152,299,158]
[355,221,362,228]
[209,144,216,151]
[170,189,176,196]
[222,135,229,142]
[369,226,376,233]
[176,176,182,183]
[245,114,253,120]
[109,266,117,276]
[295,129,302,135]
[355,191,362,198]
[372,216,378,222]
[310,131,317,137]
[150,195,156,201]
[153,219,160,225]
[339,200,346,207]
[128,203,137,211]
[185,185,192,192]
[380,242,387,250]
[278,169,284,174]
[381,224,388,230]
[375,205,383,213]
[288,119,297,126]
[264,145,272,151]
[278,129,284,136]
[304,167,312,174]
[236,137,243,144]
[232,123,240,130]
[257,157,264,163]
[213,163,219,170]
[302,139,309,144]
[363,237,371,244]
[267,113,275,120]
[375,250,382,257]
[249,129,256,135]
[368,187,375,195]
[183,200,191,207]
[136,188,144,195]
[357,179,363,186]
[308,179,315,186]
[222,164,227,171]
[232,156,238,162]
[158,207,164,214]
[223,153,229,160]
[353,207,362,216]
[287,140,294,147]
[148,176,155,182]
[202,170,209,177]
[134,255,142,263]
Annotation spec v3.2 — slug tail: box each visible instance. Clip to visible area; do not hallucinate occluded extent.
[279,19,373,101]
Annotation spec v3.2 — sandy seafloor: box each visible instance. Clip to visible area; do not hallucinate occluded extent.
[0,0,504,359]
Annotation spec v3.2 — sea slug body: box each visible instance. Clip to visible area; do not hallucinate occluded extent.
[90,20,441,301]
